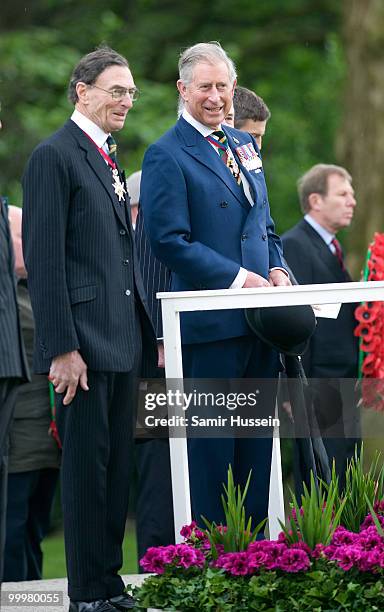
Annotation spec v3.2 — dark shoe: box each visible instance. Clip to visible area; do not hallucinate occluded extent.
[109,593,136,610]
[69,600,117,612]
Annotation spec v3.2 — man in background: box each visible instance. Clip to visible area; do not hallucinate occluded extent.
[0,107,29,582]
[3,206,60,582]
[233,86,271,149]
[126,170,140,229]
[282,164,359,484]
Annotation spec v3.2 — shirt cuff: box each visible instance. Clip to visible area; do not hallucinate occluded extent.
[230,267,248,289]
[269,267,290,277]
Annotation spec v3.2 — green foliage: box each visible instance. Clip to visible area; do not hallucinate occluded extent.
[280,471,346,549]
[131,563,384,611]
[0,0,344,244]
[333,445,384,533]
[201,466,267,557]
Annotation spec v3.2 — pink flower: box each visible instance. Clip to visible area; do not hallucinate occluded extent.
[311,543,325,559]
[331,527,358,546]
[277,548,311,573]
[333,545,362,571]
[180,522,197,539]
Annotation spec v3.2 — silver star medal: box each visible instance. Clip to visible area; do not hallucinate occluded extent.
[112,168,126,202]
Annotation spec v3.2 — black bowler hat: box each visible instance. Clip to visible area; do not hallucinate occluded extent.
[245,304,316,356]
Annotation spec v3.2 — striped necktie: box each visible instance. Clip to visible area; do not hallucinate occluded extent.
[106,134,117,163]
[206,130,241,185]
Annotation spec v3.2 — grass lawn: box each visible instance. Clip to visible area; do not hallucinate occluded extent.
[42,520,138,579]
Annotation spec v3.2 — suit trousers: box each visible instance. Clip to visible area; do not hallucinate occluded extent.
[3,467,59,581]
[56,346,141,601]
[182,336,280,528]
[0,378,21,581]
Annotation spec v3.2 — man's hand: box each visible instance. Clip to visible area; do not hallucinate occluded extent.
[242,271,270,288]
[268,269,292,287]
[49,350,89,406]
[157,342,165,369]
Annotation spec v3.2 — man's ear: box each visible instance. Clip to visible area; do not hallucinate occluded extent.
[308,192,322,212]
[231,79,237,97]
[76,82,88,104]
[176,79,187,100]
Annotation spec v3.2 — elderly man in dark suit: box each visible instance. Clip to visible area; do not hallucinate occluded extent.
[282,164,359,485]
[22,46,156,612]
[140,42,290,528]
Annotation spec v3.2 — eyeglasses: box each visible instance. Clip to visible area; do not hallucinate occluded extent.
[92,85,140,102]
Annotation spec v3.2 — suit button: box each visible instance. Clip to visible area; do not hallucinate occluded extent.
[241,234,248,241]
[125,289,131,296]
[122,259,129,265]
[262,234,267,241]
[220,201,229,208]
[120,229,126,235]
[263,199,267,207]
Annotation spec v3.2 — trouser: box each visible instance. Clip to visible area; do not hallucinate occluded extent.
[3,468,59,581]
[0,378,21,582]
[182,336,280,528]
[56,359,141,601]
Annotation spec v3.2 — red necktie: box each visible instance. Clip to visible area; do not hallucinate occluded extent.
[331,237,345,271]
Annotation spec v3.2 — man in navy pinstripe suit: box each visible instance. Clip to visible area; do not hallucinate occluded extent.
[140,42,290,530]
[22,47,156,611]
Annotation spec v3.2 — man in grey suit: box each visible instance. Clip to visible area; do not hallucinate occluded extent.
[22,46,156,611]
[0,106,29,581]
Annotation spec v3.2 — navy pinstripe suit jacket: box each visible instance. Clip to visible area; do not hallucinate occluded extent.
[22,119,156,375]
[135,209,170,338]
[0,198,28,380]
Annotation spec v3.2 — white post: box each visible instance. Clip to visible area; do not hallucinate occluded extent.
[161,300,191,542]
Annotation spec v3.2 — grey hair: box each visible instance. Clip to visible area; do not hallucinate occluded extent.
[67,45,129,104]
[178,41,237,86]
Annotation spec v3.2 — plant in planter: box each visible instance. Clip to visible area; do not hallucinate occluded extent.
[129,458,384,611]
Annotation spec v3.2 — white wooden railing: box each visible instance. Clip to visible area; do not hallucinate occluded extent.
[157,281,384,541]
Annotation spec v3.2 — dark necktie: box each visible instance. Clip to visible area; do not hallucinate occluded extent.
[106,134,117,163]
[331,237,345,271]
[206,131,241,185]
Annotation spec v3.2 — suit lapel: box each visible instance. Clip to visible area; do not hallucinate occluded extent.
[301,219,350,281]
[176,118,249,208]
[65,120,129,230]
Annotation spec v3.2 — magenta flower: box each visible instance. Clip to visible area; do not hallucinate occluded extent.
[277,548,311,573]
[180,522,197,539]
[331,527,358,546]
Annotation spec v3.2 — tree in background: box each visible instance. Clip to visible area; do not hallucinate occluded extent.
[338,0,384,276]
[1,0,348,251]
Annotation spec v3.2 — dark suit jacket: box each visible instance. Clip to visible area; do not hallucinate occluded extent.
[22,119,156,374]
[140,117,285,345]
[282,218,358,378]
[135,209,170,338]
[0,198,28,380]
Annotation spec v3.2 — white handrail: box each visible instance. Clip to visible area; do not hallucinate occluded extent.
[158,281,384,541]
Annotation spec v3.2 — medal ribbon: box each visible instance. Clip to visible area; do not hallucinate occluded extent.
[82,130,117,169]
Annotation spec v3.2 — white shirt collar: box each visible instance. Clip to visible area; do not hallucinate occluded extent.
[304,214,335,246]
[182,109,222,138]
[71,109,109,149]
